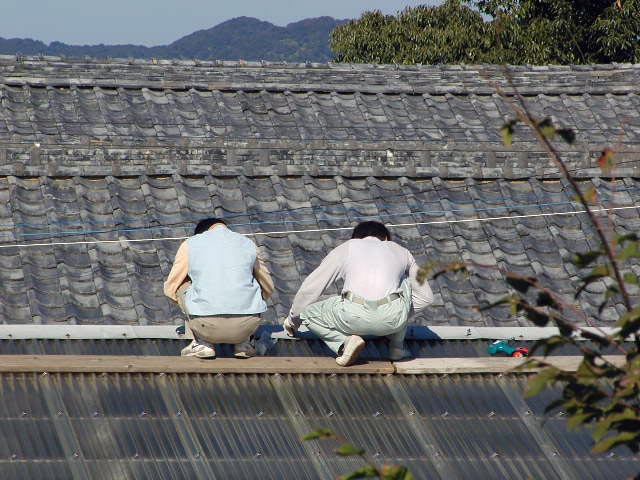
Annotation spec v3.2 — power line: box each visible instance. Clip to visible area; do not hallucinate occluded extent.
[0,198,582,239]
[2,168,639,233]
[1,205,636,249]
[4,194,639,241]
[0,191,578,229]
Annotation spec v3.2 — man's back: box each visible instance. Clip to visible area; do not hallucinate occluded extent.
[185,227,266,316]
[341,237,410,300]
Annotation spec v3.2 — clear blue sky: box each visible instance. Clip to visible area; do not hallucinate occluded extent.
[2,0,436,46]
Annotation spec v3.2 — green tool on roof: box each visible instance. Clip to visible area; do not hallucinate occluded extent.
[487,340,529,357]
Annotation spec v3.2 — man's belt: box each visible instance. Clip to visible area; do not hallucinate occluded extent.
[342,291,401,308]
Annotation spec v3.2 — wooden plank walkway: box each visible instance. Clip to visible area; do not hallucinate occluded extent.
[0,355,627,375]
[0,355,394,374]
[393,355,627,374]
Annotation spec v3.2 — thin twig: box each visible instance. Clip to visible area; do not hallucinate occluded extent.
[451,260,591,323]
[433,260,628,354]
[482,68,633,313]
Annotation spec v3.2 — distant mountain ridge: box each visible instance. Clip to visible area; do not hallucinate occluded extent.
[0,16,346,62]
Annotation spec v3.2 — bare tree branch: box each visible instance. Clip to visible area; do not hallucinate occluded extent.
[481,67,633,312]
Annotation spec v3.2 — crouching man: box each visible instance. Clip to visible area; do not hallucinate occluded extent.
[284,221,433,366]
[164,218,274,359]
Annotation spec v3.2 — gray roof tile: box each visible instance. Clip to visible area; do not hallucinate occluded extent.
[0,58,638,328]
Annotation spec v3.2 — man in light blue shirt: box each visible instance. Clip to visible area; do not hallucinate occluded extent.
[164,218,274,358]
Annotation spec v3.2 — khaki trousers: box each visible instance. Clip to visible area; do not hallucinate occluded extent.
[176,283,261,345]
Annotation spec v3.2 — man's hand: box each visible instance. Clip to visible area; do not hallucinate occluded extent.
[282,317,298,337]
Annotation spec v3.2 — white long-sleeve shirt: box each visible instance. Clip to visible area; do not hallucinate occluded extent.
[288,237,434,321]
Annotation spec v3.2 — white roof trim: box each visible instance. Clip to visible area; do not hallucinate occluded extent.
[0,325,619,341]
[0,325,185,340]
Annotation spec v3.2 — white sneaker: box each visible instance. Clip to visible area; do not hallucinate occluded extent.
[181,340,216,359]
[283,317,298,337]
[336,335,365,367]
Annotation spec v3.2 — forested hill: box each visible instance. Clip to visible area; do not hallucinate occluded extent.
[0,16,345,62]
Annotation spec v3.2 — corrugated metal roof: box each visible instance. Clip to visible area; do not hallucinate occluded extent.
[0,372,636,479]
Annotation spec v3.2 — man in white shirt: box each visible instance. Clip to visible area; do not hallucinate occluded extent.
[284,221,433,366]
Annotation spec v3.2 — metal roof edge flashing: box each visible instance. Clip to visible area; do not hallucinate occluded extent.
[0,324,620,341]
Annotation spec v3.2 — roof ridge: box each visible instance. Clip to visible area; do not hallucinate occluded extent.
[1,55,639,95]
[2,54,639,70]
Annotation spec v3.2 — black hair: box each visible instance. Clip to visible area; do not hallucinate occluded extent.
[194,217,227,235]
[351,221,391,241]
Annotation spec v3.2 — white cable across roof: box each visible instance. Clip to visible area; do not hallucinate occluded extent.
[0,204,637,249]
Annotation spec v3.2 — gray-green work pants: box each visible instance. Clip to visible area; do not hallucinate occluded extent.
[300,279,412,354]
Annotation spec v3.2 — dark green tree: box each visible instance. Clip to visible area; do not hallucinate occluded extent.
[330,0,640,64]
[330,1,489,64]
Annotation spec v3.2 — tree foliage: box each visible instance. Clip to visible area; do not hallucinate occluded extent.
[303,429,414,480]
[331,0,640,64]
[330,1,490,64]
[424,75,640,463]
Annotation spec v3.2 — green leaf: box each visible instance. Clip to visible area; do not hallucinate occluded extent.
[593,409,637,441]
[339,465,379,480]
[613,233,638,246]
[556,320,575,338]
[557,128,575,144]
[573,250,602,269]
[613,383,638,400]
[567,412,595,430]
[336,443,365,456]
[500,119,519,146]
[475,295,513,312]
[509,297,522,316]
[593,418,614,443]
[381,465,415,480]
[622,272,639,286]
[616,306,640,338]
[543,398,566,415]
[536,291,558,309]
[524,367,561,397]
[423,260,466,282]
[618,242,640,261]
[506,276,535,293]
[590,265,610,277]
[592,431,639,454]
[576,359,604,381]
[537,118,556,139]
[598,285,619,313]
[522,302,551,327]
[302,429,335,441]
